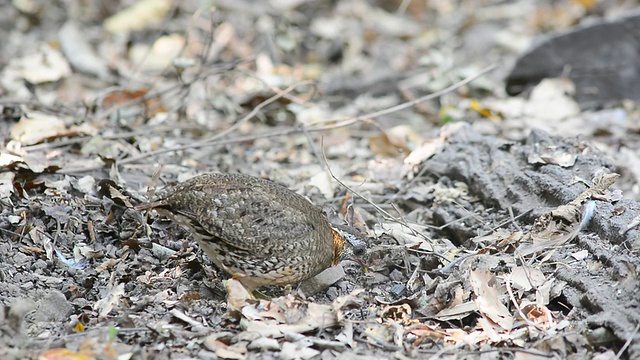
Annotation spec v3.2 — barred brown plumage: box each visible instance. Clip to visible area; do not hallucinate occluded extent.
[135,173,366,292]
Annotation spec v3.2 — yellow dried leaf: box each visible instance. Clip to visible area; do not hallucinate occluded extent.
[38,349,94,360]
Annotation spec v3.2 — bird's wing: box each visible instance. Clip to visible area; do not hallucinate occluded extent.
[163,183,318,253]
[199,189,317,251]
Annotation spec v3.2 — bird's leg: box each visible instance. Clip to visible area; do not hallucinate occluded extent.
[251,290,270,300]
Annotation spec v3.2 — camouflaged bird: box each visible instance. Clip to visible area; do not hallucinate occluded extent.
[136,173,366,291]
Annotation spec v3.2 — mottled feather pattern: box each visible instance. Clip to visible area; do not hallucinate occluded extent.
[147,173,340,290]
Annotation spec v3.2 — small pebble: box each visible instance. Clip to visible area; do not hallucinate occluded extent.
[34,290,72,322]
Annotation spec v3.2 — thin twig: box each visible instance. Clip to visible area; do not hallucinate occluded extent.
[58,65,495,174]
[306,64,496,129]
[195,80,315,146]
[615,322,640,359]
[503,273,543,330]
[240,69,319,107]
[320,138,397,222]
[299,123,326,171]
[319,138,439,249]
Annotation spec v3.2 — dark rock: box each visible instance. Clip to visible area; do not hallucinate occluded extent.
[506,11,640,108]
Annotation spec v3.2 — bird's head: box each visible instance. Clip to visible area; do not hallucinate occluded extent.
[330,225,367,266]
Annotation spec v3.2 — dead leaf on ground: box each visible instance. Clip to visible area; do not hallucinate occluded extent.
[38,348,94,360]
[368,125,424,157]
[1,44,71,97]
[469,269,514,331]
[241,295,338,337]
[11,112,68,146]
[104,0,173,34]
[93,276,125,320]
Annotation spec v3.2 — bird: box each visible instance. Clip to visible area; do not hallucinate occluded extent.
[135,172,366,292]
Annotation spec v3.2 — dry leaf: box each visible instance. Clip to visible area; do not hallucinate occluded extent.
[469,99,502,122]
[101,89,148,108]
[524,78,580,121]
[335,321,354,348]
[104,0,172,34]
[224,278,253,312]
[403,138,443,173]
[364,323,395,344]
[571,249,589,260]
[93,279,124,319]
[202,339,247,360]
[129,34,186,72]
[243,298,338,336]
[527,145,577,167]
[368,125,423,157]
[1,44,71,93]
[368,131,403,157]
[469,269,514,331]
[308,171,333,199]
[510,266,546,292]
[433,301,477,321]
[375,222,433,251]
[59,21,111,80]
[11,112,68,146]
[38,348,94,360]
[280,341,319,360]
[0,157,24,189]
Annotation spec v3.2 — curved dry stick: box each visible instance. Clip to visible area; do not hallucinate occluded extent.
[58,65,496,174]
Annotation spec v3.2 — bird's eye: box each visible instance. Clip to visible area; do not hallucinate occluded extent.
[353,244,366,257]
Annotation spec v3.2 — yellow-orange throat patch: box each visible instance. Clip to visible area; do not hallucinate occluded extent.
[331,229,346,266]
